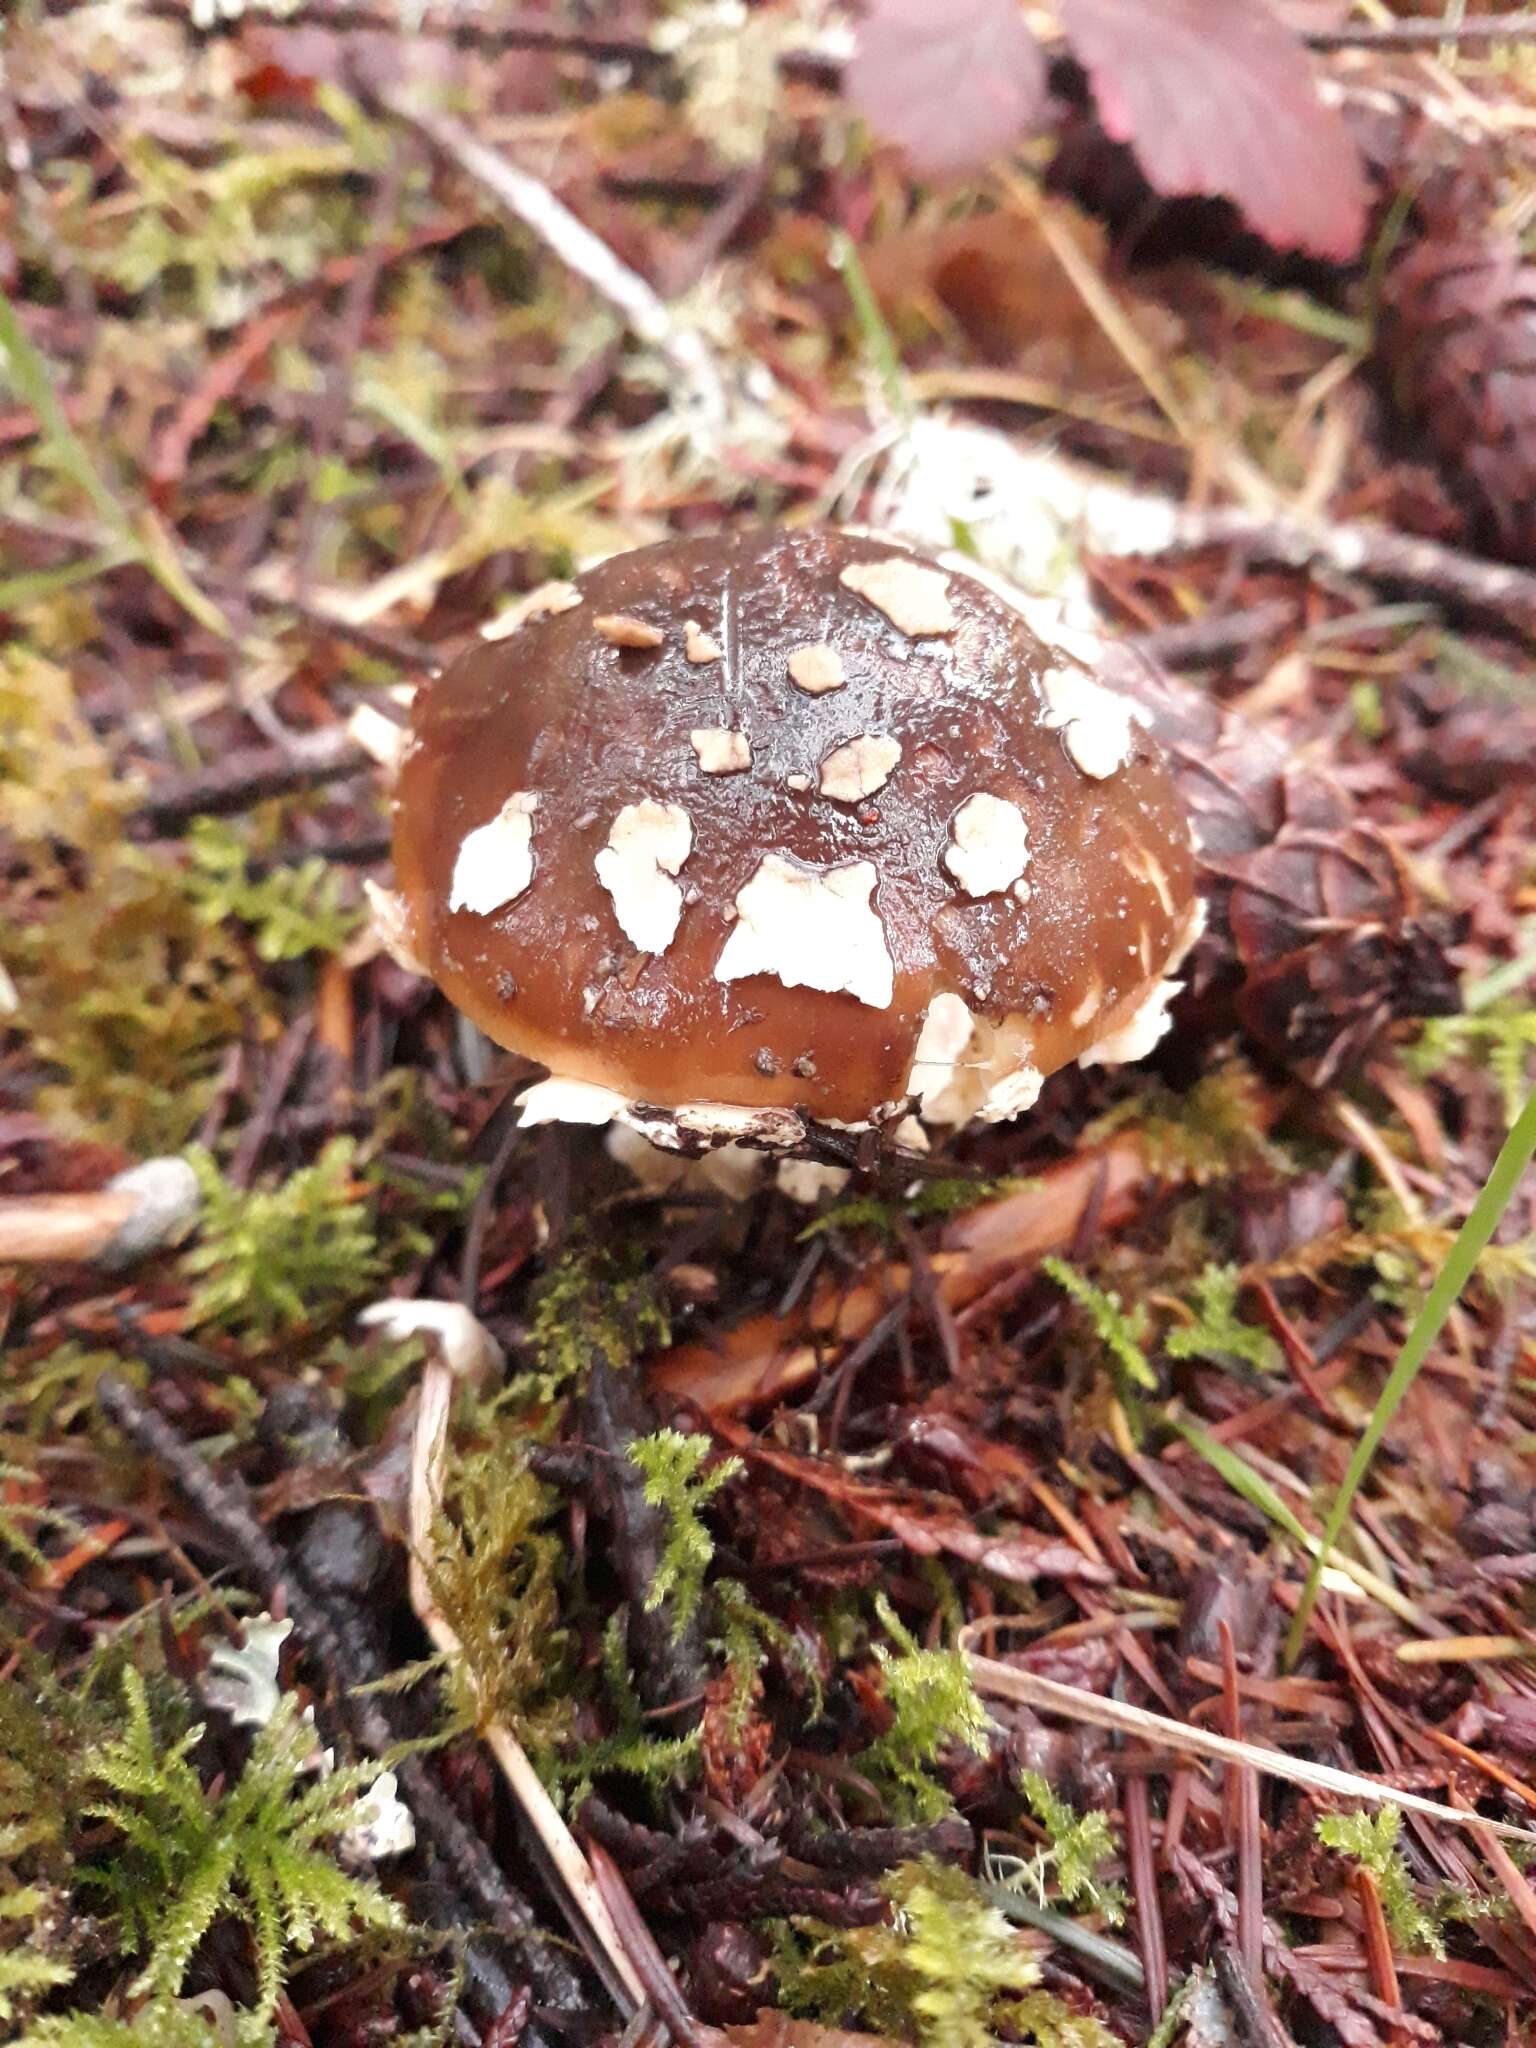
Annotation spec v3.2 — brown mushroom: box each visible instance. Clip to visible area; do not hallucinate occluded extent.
[386,527,1200,1145]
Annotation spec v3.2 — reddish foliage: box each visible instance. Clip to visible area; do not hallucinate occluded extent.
[845,0,1047,180]
[1056,0,1367,259]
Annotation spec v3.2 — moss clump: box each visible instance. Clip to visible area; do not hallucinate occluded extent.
[182,1140,384,1340]
[422,1432,573,1752]
[1,653,265,1150]
[183,816,362,963]
[855,1596,990,1823]
[628,1429,743,1639]
[519,1242,670,1405]
[775,1858,1115,2048]
[84,1669,401,2018]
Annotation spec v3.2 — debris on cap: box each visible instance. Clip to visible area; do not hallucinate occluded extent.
[483,580,583,641]
[715,853,894,1010]
[944,792,1030,898]
[838,556,956,637]
[1041,667,1145,780]
[595,613,665,649]
[691,727,752,774]
[449,792,538,916]
[595,799,693,953]
[684,619,722,662]
[787,642,845,694]
[819,733,901,803]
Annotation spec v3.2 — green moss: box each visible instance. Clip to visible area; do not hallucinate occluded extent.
[83,1669,401,2018]
[15,2000,277,2048]
[628,1429,743,1638]
[1,654,265,1150]
[774,1859,1113,2048]
[799,1176,1020,1245]
[1317,1806,1445,1958]
[422,1433,572,1752]
[855,1596,989,1823]
[182,1140,384,1340]
[519,1242,670,1405]
[548,1612,700,1810]
[1165,1264,1281,1376]
[1089,1061,1285,1183]
[1013,1774,1127,1926]
[184,818,362,963]
[1041,1257,1156,1394]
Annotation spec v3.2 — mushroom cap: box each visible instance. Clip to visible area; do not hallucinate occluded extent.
[391,526,1198,1128]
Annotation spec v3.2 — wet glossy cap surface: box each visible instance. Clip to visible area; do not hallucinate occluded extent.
[392,526,1197,1124]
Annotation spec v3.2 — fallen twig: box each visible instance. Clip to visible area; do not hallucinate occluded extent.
[1306,14,1536,48]
[378,94,728,436]
[966,1652,1536,1846]
[134,725,370,831]
[0,1157,200,1268]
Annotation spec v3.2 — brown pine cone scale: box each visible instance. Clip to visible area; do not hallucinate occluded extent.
[1377,229,1536,568]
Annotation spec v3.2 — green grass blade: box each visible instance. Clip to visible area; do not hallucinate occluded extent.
[831,230,908,423]
[0,546,138,609]
[1172,1419,1312,1545]
[0,287,136,533]
[0,285,229,638]
[1285,1084,1536,1667]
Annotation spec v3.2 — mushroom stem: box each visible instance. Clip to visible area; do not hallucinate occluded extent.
[0,1157,201,1269]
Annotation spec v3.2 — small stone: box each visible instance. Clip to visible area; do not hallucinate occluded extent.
[839,556,956,637]
[788,643,845,695]
[595,613,665,649]
[786,772,812,792]
[684,618,722,662]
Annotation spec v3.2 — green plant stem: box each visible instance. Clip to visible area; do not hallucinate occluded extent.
[1285,1085,1536,1667]
[831,230,908,423]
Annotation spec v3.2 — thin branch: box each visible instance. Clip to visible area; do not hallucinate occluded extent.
[1306,15,1536,48]
[151,0,663,64]
[966,1653,1536,1845]
[378,94,728,433]
[1137,506,1536,637]
[134,725,370,832]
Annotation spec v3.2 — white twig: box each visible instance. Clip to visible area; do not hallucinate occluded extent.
[0,1156,201,1268]
[375,1300,647,2013]
[967,1652,1536,1846]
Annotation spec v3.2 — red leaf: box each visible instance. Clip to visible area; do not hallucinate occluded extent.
[846,0,1048,181]
[1057,0,1367,260]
